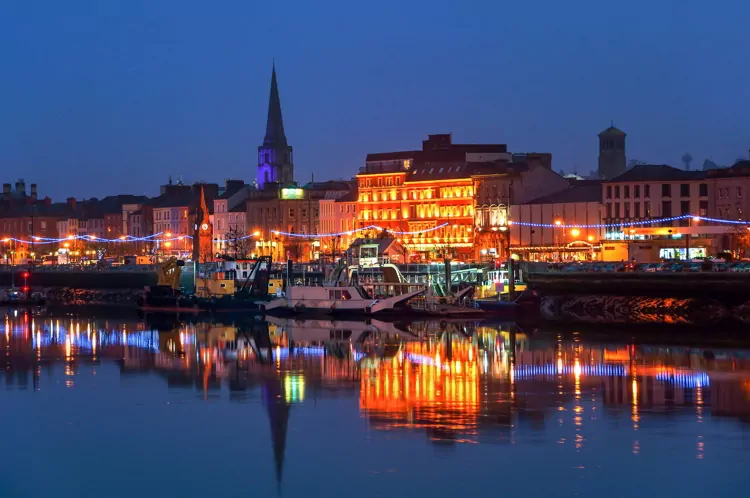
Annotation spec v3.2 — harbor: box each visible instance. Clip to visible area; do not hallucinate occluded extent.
[2,308,750,497]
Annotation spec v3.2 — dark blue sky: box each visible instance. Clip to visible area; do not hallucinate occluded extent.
[2,0,748,200]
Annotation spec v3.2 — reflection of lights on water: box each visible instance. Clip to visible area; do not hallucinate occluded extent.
[92,332,97,357]
[655,371,710,388]
[514,363,627,379]
[573,359,582,380]
[557,358,563,375]
[284,374,305,403]
[632,378,640,428]
[435,353,441,370]
[65,334,71,358]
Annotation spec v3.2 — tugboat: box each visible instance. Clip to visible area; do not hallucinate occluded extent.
[196,256,275,312]
[137,257,198,311]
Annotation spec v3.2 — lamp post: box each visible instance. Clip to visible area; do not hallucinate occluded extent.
[554,219,562,261]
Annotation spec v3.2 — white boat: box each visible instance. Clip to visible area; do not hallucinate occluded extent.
[264,315,413,342]
[262,284,424,315]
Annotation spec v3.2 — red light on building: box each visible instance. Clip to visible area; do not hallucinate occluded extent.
[22,272,29,279]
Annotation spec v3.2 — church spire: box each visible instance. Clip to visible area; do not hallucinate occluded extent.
[264,63,287,147]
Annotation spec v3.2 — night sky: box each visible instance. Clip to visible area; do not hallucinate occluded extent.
[1,0,748,200]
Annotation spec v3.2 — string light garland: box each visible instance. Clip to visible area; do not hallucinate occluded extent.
[0,232,185,245]
[2,215,748,247]
[271,223,451,238]
[511,214,750,229]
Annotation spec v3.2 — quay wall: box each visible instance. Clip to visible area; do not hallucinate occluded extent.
[527,272,750,327]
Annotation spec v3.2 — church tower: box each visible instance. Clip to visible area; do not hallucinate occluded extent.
[597,125,626,179]
[257,64,294,189]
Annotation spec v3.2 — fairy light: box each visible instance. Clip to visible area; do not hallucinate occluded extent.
[512,214,750,229]
[271,223,451,239]
[2,215,747,246]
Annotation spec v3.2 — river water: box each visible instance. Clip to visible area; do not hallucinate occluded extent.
[1,309,749,498]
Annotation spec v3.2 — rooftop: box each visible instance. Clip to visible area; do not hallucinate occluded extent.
[607,164,707,183]
[524,181,602,205]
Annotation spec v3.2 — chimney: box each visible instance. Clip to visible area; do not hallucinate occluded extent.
[15,179,25,195]
[30,183,37,200]
[2,183,10,199]
[67,197,77,209]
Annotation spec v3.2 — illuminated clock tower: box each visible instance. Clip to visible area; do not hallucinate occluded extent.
[192,186,214,263]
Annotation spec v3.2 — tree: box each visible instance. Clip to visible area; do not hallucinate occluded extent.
[288,237,304,262]
[226,227,250,259]
[738,229,750,258]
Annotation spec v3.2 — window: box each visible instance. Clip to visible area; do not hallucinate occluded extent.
[615,186,620,198]
[699,200,708,216]
[377,178,383,187]
[606,204,612,218]
[680,200,690,215]
[699,184,708,197]
[615,203,621,218]
[634,203,641,218]
[624,203,630,218]
[738,187,743,198]
[386,177,392,186]
[662,184,671,197]
[624,186,630,199]
[645,185,650,198]
[302,208,307,218]
[634,185,640,199]
[661,201,672,217]
[289,208,295,218]
[606,186,612,199]
[680,184,690,197]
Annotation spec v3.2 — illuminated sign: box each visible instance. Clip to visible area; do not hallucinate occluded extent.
[281,188,304,200]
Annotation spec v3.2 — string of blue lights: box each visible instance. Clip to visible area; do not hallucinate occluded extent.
[2,215,748,246]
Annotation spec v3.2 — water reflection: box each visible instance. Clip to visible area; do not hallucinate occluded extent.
[3,308,750,495]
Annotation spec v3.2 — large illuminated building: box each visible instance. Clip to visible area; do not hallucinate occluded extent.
[357,135,561,261]
[357,134,507,260]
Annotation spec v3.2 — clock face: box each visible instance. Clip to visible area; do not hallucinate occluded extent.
[201,223,209,231]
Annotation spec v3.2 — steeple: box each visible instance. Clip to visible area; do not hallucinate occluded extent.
[257,63,294,189]
[264,63,287,147]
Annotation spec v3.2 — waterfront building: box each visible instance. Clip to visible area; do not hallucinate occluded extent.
[601,164,719,260]
[0,181,66,264]
[358,134,560,261]
[357,134,508,261]
[247,181,354,262]
[509,180,612,261]
[212,180,251,257]
[472,157,568,261]
[151,182,218,257]
[319,189,358,260]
